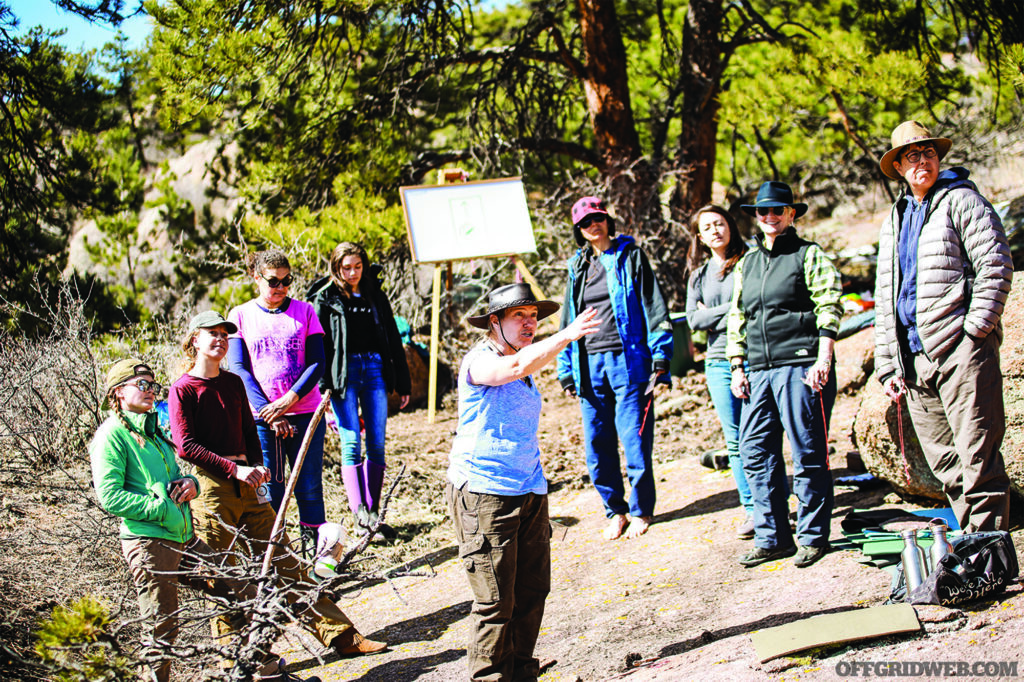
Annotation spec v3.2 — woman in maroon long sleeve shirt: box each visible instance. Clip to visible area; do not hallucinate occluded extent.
[169,310,385,663]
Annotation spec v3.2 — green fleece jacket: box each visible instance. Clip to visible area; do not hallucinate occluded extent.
[89,410,197,543]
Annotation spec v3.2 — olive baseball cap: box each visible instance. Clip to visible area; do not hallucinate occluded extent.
[187,310,238,335]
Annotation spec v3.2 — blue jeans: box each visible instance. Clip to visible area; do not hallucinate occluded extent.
[705,358,754,515]
[330,353,388,467]
[739,363,836,549]
[579,350,656,518]
[257,412,327,527]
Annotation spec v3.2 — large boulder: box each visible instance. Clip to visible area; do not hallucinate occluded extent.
[387,344,452,414]
[854,286,1024,501]
[853,374,944,500]
[835,326,875,395]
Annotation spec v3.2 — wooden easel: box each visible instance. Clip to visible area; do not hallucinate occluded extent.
[404,170,544,424]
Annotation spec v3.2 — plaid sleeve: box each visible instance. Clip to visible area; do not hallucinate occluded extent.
[803,244,843,338]
[725,257,747,359]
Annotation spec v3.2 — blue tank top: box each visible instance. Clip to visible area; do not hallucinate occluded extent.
[447,342,547,496]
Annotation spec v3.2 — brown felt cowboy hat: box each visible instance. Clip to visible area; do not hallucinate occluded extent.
[879,120,952,180]
[465,283,560,329]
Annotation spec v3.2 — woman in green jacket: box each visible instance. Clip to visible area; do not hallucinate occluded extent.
[89,358,283,682]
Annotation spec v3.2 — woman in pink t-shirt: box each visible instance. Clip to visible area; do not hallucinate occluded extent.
[227,249,327,551]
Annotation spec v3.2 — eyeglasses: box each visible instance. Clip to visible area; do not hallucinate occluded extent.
[756,206,787,217]
[576,215,607,230]
[900,147,938,165]
[127,378,163,394]
[259,273,293,288]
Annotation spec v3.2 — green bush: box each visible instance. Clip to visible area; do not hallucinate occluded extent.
[35,597,135,681]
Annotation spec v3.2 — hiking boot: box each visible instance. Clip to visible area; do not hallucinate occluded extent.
[299,525,317,561]
[699,448,730,470]
[257,659,321,682]
[736,515,755,540]
[738,545,796,568]
[793,544,829,568]
[371,522,398,542]
[332,632,388,658]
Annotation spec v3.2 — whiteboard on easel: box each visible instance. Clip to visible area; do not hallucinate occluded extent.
[400,177,537,264]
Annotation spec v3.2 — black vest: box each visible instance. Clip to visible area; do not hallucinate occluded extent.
[741,228,820,371]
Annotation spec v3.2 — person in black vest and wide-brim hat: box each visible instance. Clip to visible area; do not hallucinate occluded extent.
[725,181,843,569]
[447,283,600,681]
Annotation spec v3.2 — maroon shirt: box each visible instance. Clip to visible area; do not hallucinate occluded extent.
[170,371,263,480]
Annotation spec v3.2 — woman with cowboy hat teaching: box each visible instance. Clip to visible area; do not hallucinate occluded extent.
[447,283,600,682]
[726,181,843,570]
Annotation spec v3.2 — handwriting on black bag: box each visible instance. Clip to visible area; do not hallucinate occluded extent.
[941,571,1000,605]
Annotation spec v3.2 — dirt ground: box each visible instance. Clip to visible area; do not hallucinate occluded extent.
[268,363,1024,682]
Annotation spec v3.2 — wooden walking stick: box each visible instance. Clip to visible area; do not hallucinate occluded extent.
[259,390,333,578]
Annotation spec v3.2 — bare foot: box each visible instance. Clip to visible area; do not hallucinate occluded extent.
[603,514,629,540]
[624,516,652,539]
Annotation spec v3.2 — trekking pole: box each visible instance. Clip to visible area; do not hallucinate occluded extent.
[259,390,333,578]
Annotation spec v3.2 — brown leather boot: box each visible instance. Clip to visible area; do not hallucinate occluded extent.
[332,632,388,657]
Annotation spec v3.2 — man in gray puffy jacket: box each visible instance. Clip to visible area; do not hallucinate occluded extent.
[874,120,1012,533]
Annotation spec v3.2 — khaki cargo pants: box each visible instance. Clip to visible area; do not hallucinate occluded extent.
[447,482,551,682]
[121,535,252,682]
[907,330,1011,532]
[190,470,356,648]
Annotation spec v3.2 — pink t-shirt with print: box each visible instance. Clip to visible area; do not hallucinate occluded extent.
[228,298,325,415]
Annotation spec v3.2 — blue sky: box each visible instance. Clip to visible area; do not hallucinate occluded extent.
[7,0,153,52]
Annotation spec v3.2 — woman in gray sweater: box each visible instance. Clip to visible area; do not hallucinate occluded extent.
[685,204,754,539]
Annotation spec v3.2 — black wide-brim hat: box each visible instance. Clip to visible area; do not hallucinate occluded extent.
[465,283,560,329]
[740,181,808,218]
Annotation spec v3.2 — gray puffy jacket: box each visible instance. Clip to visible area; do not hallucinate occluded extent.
[874,167,1012,382]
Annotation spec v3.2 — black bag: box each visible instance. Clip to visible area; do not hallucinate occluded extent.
[890,531,1019,606]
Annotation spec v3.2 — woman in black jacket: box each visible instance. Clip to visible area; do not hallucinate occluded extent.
[308,242,411,535]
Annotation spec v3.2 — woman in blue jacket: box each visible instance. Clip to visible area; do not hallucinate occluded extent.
[557,196,674,540]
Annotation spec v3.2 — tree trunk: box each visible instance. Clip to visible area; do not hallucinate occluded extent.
[577,0,659,233]
[670,0,724,221]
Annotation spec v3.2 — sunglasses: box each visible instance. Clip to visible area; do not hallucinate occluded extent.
[577,215,607,230]
[127,378,163,394]
[756,206,788,217]
[259,273,293,288]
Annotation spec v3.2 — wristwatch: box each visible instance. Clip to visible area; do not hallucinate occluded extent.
[730,361,744,373]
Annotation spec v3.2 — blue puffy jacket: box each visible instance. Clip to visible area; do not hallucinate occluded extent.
[557,235,674,394]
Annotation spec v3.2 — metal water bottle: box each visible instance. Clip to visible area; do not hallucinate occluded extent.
[900,529,928,592]
[929,522,954,571]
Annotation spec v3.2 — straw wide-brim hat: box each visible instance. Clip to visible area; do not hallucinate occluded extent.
[465,283,560,329]
[879,120,952,180]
